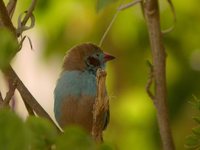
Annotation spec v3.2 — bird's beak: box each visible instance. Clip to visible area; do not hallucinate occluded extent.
[104,52,115,62]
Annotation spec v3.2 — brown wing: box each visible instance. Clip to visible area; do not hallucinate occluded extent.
[58,95,95,132]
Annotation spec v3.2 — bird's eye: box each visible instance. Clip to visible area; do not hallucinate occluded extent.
[87,56,100,67]
[96,53,99,57]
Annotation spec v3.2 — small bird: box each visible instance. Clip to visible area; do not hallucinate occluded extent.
[54,43,115,133]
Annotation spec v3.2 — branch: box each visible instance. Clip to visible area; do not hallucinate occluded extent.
[16,0,36,36]
[99,0,141,47]
[0,0,16,36]
[145,61,155,102]
[99,9,120,47]
[118,0,142,11]
[3,78,17,105]
[2,65,59,129]
[23,98,35,115]
[161,0,176,34]
[17,11,35,36]
[6,0,17,18]
[143,0,175,150]
[92,68,109,143]
[0,0,60,132]
[21,0,37,26]
[0,91,3,108]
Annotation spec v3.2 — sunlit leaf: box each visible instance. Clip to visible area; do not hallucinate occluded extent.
[26,116,58,149]
[0,109,31,150]
[0,28,18,69]
[96,0,117,12]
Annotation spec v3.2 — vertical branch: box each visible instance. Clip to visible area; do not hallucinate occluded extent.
[144,0,175,150]
[92,68,109,143]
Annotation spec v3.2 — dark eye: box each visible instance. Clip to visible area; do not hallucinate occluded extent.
[87,56,100,67]
[96,53,99,57]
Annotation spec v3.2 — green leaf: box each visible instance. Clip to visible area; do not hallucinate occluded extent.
[185,134,200,149]
[0,109,31,150]
[56,126,95,150]
[26,116,58,150]
[96,0,117,12]
[0,28,18,69]
[189,95,200,111]
[193,116,200,124]
[192,126,200,137]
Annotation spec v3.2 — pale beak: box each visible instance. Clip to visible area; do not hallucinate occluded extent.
[104,52,115,62]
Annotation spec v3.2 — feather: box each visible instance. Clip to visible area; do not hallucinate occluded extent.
[63,43,102,71]
[54,43,113,132]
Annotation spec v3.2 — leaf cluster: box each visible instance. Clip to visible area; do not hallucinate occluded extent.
[0,109,113,150]
[185,96,200,150]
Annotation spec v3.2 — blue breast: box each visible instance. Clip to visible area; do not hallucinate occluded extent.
[54,70,97,120]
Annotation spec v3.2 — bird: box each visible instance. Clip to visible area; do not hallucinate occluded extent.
[54,43,115,133]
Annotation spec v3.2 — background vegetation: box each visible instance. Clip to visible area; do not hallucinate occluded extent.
[1,0,200,149]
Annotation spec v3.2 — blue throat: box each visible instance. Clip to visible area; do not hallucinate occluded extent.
[54,70,97,120]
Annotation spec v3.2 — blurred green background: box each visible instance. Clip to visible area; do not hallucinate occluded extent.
[4,0,200,149]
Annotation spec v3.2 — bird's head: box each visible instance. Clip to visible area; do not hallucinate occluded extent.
[62,43,115,73]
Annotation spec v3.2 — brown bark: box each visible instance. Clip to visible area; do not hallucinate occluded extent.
[0,0,60,132]
[92,68,109,143]
[144,0,175,150]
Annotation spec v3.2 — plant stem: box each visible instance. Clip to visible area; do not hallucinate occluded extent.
[92,68,108,142]
[144,0,175,149]
[0,0,60,132]
[2,65,60,131]
[0,0,16,36]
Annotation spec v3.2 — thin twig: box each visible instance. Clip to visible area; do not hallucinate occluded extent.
[3,78,17,105]
[99,11,120,47]
[0,92,3,108]
[92,68,109,143]
[0,91,3,102]
[16,0,36,36]
[162,0,176,34]
[21,0,37,26]
[146,61,155,102]
[99,0,142,47]
[6,0,17,18]
[17,11,35,36]
[99,0,125,47]
[118,0,142,11]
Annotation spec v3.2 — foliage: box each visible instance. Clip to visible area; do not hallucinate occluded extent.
[26,117,58,150]
[0,109,113,150]
[1,0,200,150]
[185,96,200,149]
[0,109,30,150]
[0,29,18,69]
